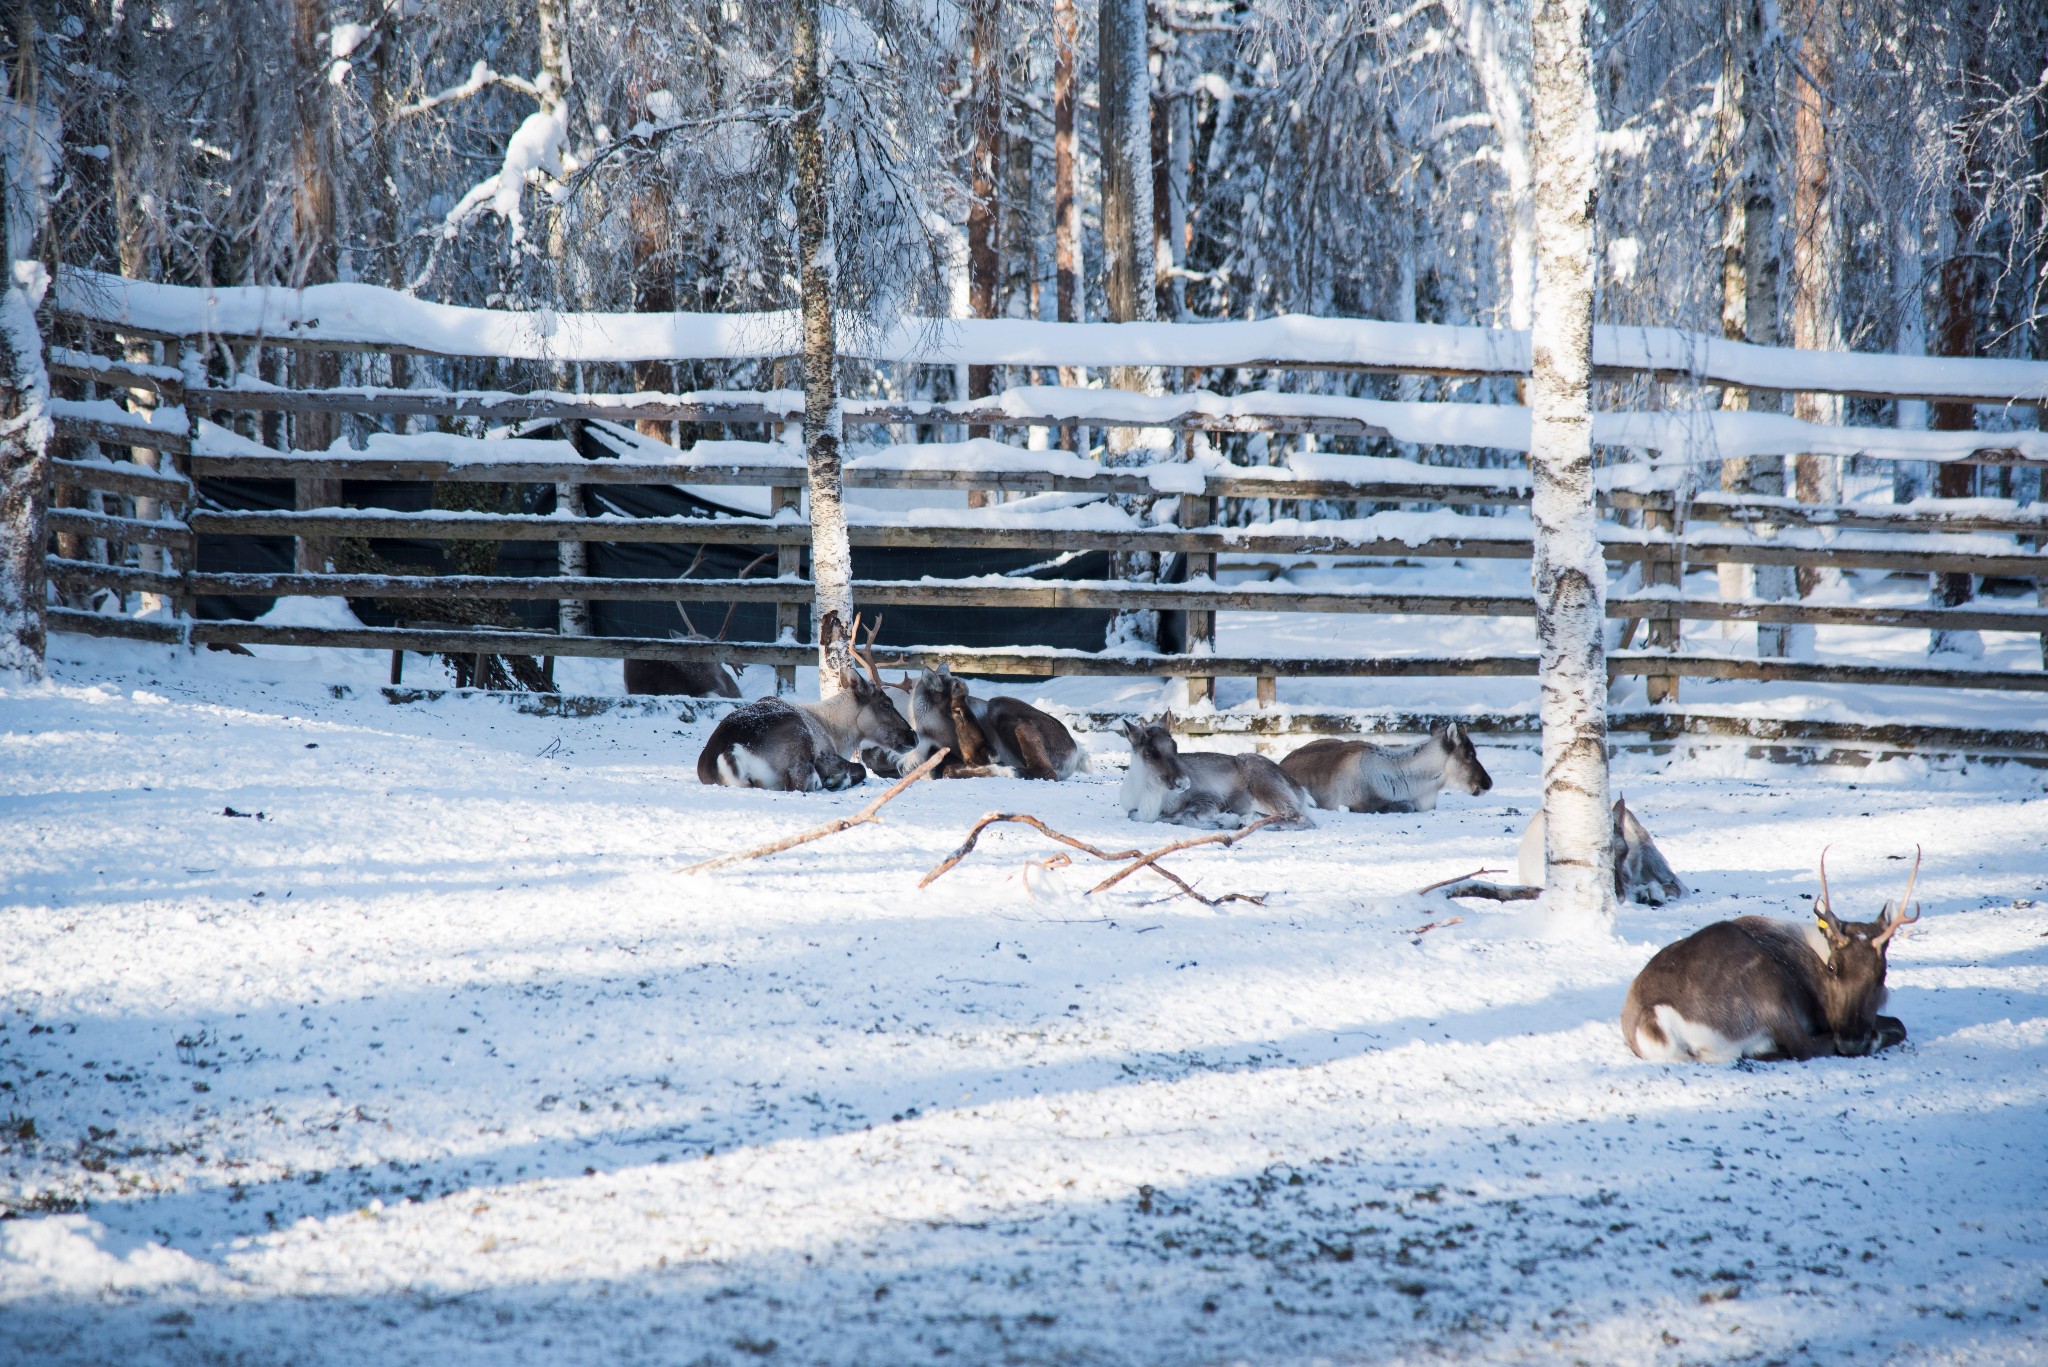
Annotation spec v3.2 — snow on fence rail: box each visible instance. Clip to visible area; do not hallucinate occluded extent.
[51,268,2048,406]
[37,279,2048,736]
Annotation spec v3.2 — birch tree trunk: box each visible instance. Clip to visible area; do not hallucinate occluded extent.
[1442,0,1535,331]
[1099,0,1160,648]
[541,0,589,639]
[1714,0,1793,657]
[1788,0,1841,599]
[1,129,51,679]
[291,0,342,573]
[1052,0,1085,450]
[793,0,854,692]
[1528,0,1615,926]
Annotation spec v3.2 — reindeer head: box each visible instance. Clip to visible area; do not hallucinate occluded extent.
[1121,712,1191,794]
[910,664,956,732]
[1811,846,1921,1056]
[1431,722,1493,796]
[840,615,916,751]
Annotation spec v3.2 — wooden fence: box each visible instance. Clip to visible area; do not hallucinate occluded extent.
[35,272,2048,745]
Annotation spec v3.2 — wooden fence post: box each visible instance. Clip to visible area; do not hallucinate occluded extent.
[1642,486,1681,703]
[1180,458,1215,705]
[773,482,802,695]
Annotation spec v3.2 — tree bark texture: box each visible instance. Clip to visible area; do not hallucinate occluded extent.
[291,0,341,571]
[1053,0,1084,447]
[1788,0,1841,595]
[1527,0,1615,926]
[1098,0,1162,648]
[1,235,50,677]
[965,0,1002,445]
[793,0,854,692]
[1930,0,1988,652]
[1714,0,1792,657]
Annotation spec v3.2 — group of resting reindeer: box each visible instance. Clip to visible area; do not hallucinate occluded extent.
[675,622,1921,1071]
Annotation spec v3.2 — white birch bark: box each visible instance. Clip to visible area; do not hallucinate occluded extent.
[2,81,54,677]
[1098,0,1162,647]
[537,0,587,638]
[794,0,854,693]
[1442,0,1534,330]
[1527,0,1615,928]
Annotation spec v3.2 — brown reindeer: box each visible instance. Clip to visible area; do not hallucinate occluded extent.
[875,662,1081,781]
[1621,848,1920,1064]
[696,615,916,791]
[625,550,771,699]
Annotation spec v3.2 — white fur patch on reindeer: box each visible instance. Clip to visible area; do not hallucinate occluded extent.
[1636,1005,1775,1065]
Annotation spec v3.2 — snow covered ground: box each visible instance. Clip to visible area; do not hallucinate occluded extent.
[4,635,2046,1366]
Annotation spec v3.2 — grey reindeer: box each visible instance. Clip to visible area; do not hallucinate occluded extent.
[695,617,916,791]
[1518,797,1687,906]
[1621,848,1920,1064]
[1119,713,1314,830]
[877,663,1082,781]
[625,550,774,699]
[1279,724,1493,814]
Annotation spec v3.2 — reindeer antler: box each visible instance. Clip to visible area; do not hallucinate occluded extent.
[849,613,889,689]
[884,672,915,694]
[1876,844,1923,945]
[1816,844,1834,919]
[712,551,777,643]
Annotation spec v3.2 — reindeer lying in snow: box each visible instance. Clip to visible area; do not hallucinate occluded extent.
[1517,797,1686,906]
[694,618,916,791]
[1120,714,1314,830]
[626,550,772,699]
[1622,848,1919,1063]
[1279,724,1493,813]
[874,663,1082,781]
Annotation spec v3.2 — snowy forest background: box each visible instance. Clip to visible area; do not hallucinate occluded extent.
[15,0,2048,434]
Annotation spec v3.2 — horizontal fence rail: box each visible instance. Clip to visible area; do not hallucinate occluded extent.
[38,271,2048,747]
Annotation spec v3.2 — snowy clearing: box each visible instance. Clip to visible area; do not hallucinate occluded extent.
[3,638,2045,1366]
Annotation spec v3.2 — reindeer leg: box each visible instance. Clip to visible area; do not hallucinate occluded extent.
[1011,723,1059,781]
[1873,1015,1908,1051]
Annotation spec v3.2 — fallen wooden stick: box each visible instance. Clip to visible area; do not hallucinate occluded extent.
[680,747,949,875]
[1140,861,1269,907]
[920,811,1264,907]
[919,812,1141,889]
[1086,814,1280,896]
[1416,867,1505,896]
[1431,878,1542,902]
[1405,916,1464,938]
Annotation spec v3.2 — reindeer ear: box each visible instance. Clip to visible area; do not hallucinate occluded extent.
[1122,719,1144,744]
[1161,709,1177,732]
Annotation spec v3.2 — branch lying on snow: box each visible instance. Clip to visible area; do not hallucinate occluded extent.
[919,813,1142,888]
[1087,816,1280,895]
[921,811,1273,906]
[680,748,948,875]
[1414,867,1542,902]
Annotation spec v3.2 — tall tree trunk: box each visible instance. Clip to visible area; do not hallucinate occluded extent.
[1788,0,1841,597]
[793,0,853,691]
[109,0,168,609]
[1099,0,1154,338]
[964,0,1002,484]
[2033,0,2048,669]
[366,2,410,395]
[1714,0,1792,656]
[1442,0,1535,331]
[540,0,590,639]
[1052,0,1084,449]
[1099,0,1160,647]
[1930,0,1988,657]
[292,0,341,572]
[1528,0,1615,927]
[1,77,52,678]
